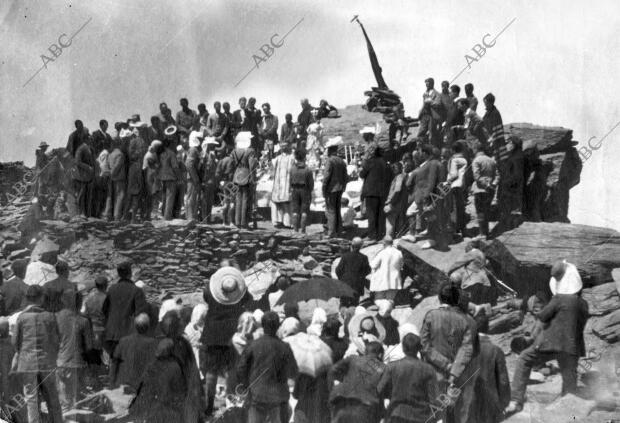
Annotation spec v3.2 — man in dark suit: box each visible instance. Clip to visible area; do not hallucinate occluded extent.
[91,119,113,157]
[231,97,251,135]
[43,260,76,312]
[322,138,348,238]
[506,265,588,414]
[336,237,371,303]
[360,144,391,241]
[0,259,29,316]
[102,261,148,361]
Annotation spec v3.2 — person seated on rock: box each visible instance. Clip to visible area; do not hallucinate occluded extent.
[449,249,498,306]
[505,260,589,415]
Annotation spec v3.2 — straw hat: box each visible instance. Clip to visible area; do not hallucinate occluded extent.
[203,136,220,146]
[129,121,148,128]
[348,311,386,344]
[235,131,252,149]
[164,125,178,136]
[325,136,343,149]
[549,261,583,295]
[119,129,133,139]
[38,141,49,149]
[189,130,204,148]
[209,266,247,305]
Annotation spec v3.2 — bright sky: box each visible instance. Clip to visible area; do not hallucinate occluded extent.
[1,0,619,230]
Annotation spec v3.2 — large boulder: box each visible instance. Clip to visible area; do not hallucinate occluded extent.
[592,309,620,343]
[484,222,620,297]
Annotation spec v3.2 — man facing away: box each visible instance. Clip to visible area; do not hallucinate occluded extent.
[335,237,371,304]
[55,292,93,410]
[322,139,348,237]
[369,237,403,302]
[378,333,439,423]
[14,285,63,423]
[289,149,314,233]
[0,259,29,316]
[237,311,298,423]
[83,275,109,364]
[43,260,77,313]
[471,141,498,239]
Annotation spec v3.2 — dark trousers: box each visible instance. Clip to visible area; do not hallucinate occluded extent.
[235,185,251,227]
[73,179,93,217]
[291,187,311,215]
[511,345,578,404]
[201,183,216,222]
[161,180,177,220]
[452,186,466,235]
[324,191,343,236]
[474,191,493,237]
[365,196,384,240]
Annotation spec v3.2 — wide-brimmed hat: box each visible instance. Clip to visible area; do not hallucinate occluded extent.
[235,131,252,149]
[325,136,343,149]
[130,121,148,128]
[203,136,219,145]
[359,126,376,135]
[38,141,49,149]
[209,266,247,305]
[549,261,583,295]
[348,311,386,344]
[164,125,178,136]
[119,128,133,139]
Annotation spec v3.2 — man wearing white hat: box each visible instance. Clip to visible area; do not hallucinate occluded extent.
[200,136,219,222]
[322,136,348,237]
[231,131,256,228]
[506,260,589,415]
[185,131,203,221]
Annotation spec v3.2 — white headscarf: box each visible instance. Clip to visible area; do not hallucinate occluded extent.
[159,298,182,322]
[306,307,327,337]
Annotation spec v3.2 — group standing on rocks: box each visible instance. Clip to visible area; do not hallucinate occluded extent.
[31,77,526,246]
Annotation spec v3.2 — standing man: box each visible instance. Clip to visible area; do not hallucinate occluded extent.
[147,115,165,143]
[176,98,197,135]
[237,311,298,423]
[246,97,262,150]
[159,137,180,220]
[465,83,478,111]
[260,103,279,159]
[271,143,294,228]
[205,101,230,145]
[322,136,348,238]
[105,136,127,221]
[200,138,218,222]
[231,97,250,135]
[335,237,371,304]
[197,103,209,128]
[471,142,498,239]
[66,120,87,157]
[91,119,113,157]
[83,276,109,366]
[454,99,489,145]
[384,162,407,239]
[360,144,391,241]
[222,101,235,147]
[14,285,63,423]
[73,137,96,216]
[185,131,203,221]
[420,283,476,421]
[289,149,314,233]
[231,132,255,228]
[43,260,76,313]
[55,292,93,410]
[506,261,588,414]
[369,236,403,302]
[280,113,296,147]
[157,102,176,127]
[417,78,442,147]
[215,149,235,226]
[297,98,314,141]
[329,341,385,423]
[482,93,507,165]
[0,259,28,316]
[102,261,148,365]
[377,333,439,423]
[35,141,50,172]
[494,136,524,236]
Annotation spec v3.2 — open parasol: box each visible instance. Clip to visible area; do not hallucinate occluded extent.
[283,332,333,377]
[275,277,356,306]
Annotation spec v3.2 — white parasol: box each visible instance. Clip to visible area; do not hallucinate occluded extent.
[283,332,333,377]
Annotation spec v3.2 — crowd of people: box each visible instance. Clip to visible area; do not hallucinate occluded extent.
[0,240,589,423]
[31,77,528,246]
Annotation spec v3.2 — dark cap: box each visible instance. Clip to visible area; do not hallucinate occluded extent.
[25,285,44,300]
[117,261,133,274]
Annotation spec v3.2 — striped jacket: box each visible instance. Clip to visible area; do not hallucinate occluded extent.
[483,106,508,163]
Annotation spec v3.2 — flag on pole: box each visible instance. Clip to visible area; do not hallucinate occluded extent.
[353,16,388,89]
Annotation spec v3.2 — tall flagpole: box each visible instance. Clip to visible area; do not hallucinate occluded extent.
[351,15,389,90]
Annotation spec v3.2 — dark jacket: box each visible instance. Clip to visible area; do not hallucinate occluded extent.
[335,251,371,297]
[43,276,76,312]
[216,156,235,183]
[322,155,348,194]
[412,159,442,206]
[108,148,127,181]
[376,315,400,346]
[14,305,59,372]
[329,355,385,407]
[420,305,475,381]
[237,333,298,405]
[0,276,28,315]
[74,142,96,182]
[201,288,252,346]
[56,309,93,368]
[377,356,438,423]
[470,335,511,423]
[91,129,112,156]
[102,279,148,342]
[111,332,158,389]
[159,147,180,182]
[360,156,390,198]
[534,294,588,356]
[290,162,314,190]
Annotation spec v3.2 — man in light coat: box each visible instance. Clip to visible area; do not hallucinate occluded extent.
[369,236,403,301]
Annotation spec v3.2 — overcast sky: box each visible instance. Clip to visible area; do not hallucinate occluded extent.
[1,0,619,230]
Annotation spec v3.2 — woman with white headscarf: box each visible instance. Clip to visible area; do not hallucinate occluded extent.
[184,303,208,377]
[306,307,327,337]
